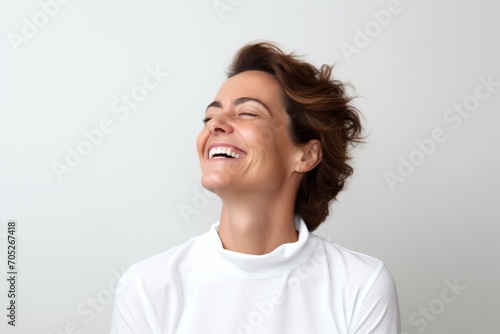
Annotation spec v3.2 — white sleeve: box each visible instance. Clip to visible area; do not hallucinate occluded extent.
[109,265,158,334]
[350,264,401,334]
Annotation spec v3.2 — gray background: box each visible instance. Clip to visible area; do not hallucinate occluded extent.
[0,0,498,333]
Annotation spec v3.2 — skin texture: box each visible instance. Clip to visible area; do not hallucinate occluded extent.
[196,70,321,255]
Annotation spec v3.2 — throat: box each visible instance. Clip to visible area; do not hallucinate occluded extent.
[218,207,299,255]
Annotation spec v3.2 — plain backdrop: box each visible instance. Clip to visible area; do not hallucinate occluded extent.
[1,0,499,333]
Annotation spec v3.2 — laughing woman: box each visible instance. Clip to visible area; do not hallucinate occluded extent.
[110,42,400,334]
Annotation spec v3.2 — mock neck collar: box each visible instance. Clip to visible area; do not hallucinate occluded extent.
[201,216,317,279]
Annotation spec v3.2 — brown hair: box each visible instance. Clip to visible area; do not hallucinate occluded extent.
[227,41,363,231]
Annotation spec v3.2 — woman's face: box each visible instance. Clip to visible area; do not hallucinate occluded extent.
[196,70,303,196]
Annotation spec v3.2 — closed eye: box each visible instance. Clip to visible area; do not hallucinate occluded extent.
[202,112,257,124]
[238,113,257,117]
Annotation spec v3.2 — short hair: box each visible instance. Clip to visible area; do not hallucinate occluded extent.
[227,41,363,231]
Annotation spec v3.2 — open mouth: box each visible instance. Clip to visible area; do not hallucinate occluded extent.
[208,146,241,159]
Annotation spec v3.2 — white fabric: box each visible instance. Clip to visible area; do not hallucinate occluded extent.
[110,218,400,334]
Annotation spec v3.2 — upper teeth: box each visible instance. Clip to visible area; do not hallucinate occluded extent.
[209,146,240,159]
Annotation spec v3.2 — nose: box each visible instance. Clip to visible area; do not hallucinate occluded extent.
[207,114,234,136]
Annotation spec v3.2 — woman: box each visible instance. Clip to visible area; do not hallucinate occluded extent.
[110,41,400,334]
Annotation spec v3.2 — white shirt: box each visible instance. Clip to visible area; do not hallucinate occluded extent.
[110,218,400,333]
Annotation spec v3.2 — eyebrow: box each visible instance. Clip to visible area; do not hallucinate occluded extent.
[205,97,271,113]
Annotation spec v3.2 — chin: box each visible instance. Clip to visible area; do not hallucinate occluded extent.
[200,172,230,195]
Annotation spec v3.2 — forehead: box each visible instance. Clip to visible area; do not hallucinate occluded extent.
[215,70,283,104]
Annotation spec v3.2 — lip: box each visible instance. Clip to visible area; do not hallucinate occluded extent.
[206,142,246,160]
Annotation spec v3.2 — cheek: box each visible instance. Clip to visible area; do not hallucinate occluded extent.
[246,120,290,151]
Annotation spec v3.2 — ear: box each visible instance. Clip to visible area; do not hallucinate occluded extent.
[297,140,322,172]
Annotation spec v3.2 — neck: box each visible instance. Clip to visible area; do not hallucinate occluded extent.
[217,191,299,255]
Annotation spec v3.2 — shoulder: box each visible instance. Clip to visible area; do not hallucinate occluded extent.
[111,234,207,333]
[116,233,205,292]
[137,235,201,271]
[311,235,397,299]
[312,235,385,276]
[310,236,400,332]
